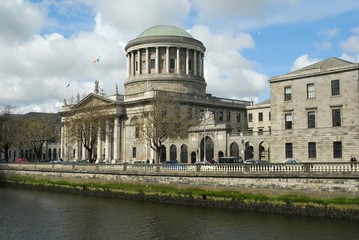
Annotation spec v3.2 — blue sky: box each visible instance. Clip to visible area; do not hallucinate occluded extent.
[1,0,359,113]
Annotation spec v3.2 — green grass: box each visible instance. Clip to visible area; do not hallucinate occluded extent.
[2,175,359,209]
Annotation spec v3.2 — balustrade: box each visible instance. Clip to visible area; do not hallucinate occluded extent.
[1,162,358,175]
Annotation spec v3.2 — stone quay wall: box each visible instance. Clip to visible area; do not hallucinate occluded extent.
[1,162,359,198]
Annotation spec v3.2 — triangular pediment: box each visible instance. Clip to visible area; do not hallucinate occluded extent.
[72,93,115,110]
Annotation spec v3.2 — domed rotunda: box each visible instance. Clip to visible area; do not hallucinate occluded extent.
[124,25,207,97]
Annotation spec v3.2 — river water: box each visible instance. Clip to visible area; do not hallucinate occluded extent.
[0,187,358,240]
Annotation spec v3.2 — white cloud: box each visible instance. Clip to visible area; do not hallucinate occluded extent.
[290,55,321,71]
[339,26,359,62]
[192,0,359,30]
[317,28,340,38]
[191,25,268,100]
[0,0,44,44]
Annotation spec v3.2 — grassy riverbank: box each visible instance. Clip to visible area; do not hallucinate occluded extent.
[1,175,359,221]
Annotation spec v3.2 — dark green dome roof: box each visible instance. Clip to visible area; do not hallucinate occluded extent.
[137,25,193,39]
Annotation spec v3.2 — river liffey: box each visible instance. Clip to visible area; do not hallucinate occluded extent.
[1,187,358,240]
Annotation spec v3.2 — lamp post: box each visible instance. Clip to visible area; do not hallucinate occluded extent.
[200,110,208,163]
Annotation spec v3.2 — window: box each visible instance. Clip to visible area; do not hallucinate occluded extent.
[307,83,315,98]
[132,147,137,158]
[150,59,155,69]
[189,60,192,71]
[248,113,253,122]
[307,111,316,128]
[285,113,292,129]
[135,61,138,71]
[258,129,263,135]
[258,112,263,122]
[227,111,231,122]
[308,142,316,158]
[333,141,342,158]
[170,59,175,69]
[135,126,139,138]
[284,86,292,101]
[331,80,340,96]
[218,111,223,121]
[269,112,271,121]
[332,109,341,126]
[187,108,192,120]
[285,143,293,158]
[236,113,241,123]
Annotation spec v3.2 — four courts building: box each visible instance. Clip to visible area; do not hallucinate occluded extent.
[60,25,359,164]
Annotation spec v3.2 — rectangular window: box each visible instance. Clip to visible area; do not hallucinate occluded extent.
[170,59,175,69]
[236,113,241,123]
[248,113,253,122]
[332,109,341,126]
[218,111,223,121]
[307,83,315,98]
[333,141,342,158]
[187,108,192,120]
[135,61,138,71]
[285,143,293,158]
[227,111,231,122]
[285,113,292,129]
[135,127,139,138]
[258,129,263,135]
[307,111,316,128]
[132,147,137,158]
[308,142,316,158]
[284,86,292,101]
[258,112,263,122]
[331,80,340,96]
[150,59,155,69]
[269,112,271,121]
[189,60,192,71]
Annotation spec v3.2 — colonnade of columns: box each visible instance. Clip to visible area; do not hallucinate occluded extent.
[126,46,204,78]
[61,116,124,163]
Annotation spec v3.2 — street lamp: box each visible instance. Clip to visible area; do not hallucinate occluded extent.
[200,110,208,163]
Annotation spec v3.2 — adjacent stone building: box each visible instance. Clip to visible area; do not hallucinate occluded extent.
[269,58,359,162]
[59,25,359,164]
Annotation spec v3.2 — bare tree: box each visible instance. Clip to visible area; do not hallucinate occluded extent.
[135,91,199,163]
[65,103,111,162]
[20,114,59,161]
[0,105,20,162]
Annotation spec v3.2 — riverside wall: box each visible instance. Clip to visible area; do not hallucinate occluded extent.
[1,162,359,198]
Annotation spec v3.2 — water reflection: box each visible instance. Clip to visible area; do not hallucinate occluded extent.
[0,187,358,240]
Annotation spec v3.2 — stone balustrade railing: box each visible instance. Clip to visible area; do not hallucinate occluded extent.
[1,162,358,176]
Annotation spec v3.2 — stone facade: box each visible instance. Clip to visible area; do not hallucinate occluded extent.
[59,25,359,165]
[269,58,359,162]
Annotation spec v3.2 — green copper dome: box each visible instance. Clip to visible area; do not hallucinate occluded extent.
[137,25,193,39]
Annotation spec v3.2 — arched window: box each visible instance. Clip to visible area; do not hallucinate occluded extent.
[160,145,166,163]
[170,145,177,161]
[200,136,214,161]
[230,142,239,157]
[180,144,188,163]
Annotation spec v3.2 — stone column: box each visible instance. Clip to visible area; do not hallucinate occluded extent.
[60,124,64,160]
[199,53,203,77]
[194,51,197,76]
[112,116,119,163]
[166,47,170,73]
[176,47,180,74]
[126,53,130,78]
[155,47,159,73]
[96,126,102,163]
[186,48,189,74]
[105,120,111,162]
[131,51,135,76]
[146,48,149,74]
[138,49,141,75]
[82,142,86,161]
